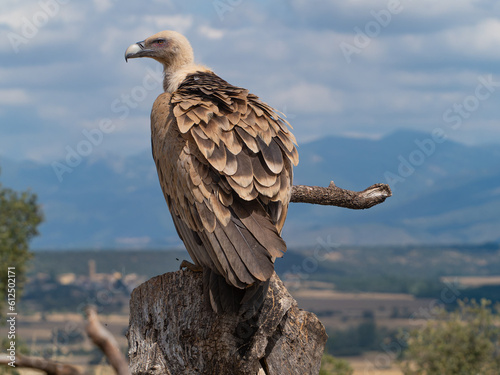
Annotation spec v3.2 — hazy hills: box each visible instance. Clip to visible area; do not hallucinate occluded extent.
[1,129,499,249]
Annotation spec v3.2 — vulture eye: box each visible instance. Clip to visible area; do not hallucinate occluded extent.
[155,39,166,45]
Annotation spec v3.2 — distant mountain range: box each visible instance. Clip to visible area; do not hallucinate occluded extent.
[1,129,499,249]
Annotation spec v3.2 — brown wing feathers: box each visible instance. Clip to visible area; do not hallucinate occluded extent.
[151,71,298,313]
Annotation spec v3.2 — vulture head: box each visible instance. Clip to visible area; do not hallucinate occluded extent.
[125,30,209,93]
[125,30,194,70]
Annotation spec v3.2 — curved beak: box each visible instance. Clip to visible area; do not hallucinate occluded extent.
[125,40,153,62]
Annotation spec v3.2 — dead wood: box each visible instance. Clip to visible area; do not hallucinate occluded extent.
[291,181,392,209]
[0,354,82,375]
[85,305,131,375]
[127,270,327,375]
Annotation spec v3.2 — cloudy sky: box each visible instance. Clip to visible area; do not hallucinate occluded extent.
[2,0,500,164]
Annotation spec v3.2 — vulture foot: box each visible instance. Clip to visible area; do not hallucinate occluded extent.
[180,260,203,273]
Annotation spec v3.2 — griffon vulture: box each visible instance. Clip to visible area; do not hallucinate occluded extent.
[125,31,298,318]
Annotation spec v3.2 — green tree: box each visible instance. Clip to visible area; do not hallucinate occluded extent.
[401,299,500,375]
[320,353,353,375]
[0,173,43,318]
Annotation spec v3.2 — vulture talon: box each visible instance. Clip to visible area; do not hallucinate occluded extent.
[180,260,203,273]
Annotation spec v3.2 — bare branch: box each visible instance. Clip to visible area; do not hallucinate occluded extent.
[85,305,131,375]
[0,354,82,375]
[291,182,392,209]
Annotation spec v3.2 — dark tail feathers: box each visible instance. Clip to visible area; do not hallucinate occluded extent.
[203,267,270,319]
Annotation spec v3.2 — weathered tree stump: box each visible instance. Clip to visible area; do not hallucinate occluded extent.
[127,270,327,375]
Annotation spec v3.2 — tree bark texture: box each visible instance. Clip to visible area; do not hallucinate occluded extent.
[291,182,392,209]
[127,270,327,375]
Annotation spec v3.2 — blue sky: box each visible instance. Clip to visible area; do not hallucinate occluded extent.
[2,0,500,164]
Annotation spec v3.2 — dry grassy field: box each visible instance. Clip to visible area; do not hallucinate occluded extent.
[292,288,435,330]
[441,275,500,287]
[349,353,404,375]
[0,289,430,375]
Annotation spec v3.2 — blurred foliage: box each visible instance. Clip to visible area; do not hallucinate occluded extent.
[284,244,500,296]
[325,314,398,357]
[458,285,500,304]
[0,172,43,320]
[319,353,353,375]
[401,299,500,375]
[0,338,30,375]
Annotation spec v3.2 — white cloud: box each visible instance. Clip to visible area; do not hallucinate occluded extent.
[36,104,72,121]
[0,89,31,105]
[404,0,480,18]
[92,0,113,13]
[0,3,44,29]
[198,25,225,40]
[272,82,343,114]
[444,18,500,58]
[391,70,479,90]
[142,14,193,34]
